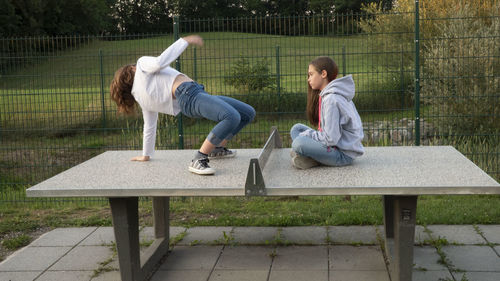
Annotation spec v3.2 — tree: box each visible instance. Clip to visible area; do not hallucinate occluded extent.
[0,0,21,36]
[2,0,112,36]
[335,0,392,14]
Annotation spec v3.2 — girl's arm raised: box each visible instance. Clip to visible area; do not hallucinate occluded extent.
[138,35,203,74]
[183,35,204,47]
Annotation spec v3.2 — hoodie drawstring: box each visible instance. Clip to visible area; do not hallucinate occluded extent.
[318,95,322,132]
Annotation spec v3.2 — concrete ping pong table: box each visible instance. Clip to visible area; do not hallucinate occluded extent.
[26,127,500,281]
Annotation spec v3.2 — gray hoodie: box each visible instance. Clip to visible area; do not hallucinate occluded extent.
[299,75,365,158]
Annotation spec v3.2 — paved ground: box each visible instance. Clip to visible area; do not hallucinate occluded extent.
[0,225,499,281]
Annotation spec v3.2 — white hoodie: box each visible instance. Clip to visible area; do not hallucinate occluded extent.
[299,75,365,158]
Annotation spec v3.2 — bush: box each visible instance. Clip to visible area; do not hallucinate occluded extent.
[360,0,499,133]
[421,4,500,134]
[225,57,276,93]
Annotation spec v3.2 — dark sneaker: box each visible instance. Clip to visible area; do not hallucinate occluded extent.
[290,150,320,169]
[208,147,236,159]
[189,158,215,175]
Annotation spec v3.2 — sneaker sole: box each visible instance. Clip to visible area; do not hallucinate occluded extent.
[188,166,215,175]
[290,151,320,169]
[208,151,237,159]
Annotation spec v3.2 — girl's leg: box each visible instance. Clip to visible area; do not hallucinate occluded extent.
[292,135,353,167]
[178,86,243,147]
[290,123,312,141]
[214,96,256,142]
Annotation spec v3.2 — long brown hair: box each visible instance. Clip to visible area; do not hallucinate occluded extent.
[306,57,338,127]
[110,64,137,115]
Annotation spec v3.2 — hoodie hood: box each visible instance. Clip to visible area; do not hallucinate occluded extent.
[319,75,355,101]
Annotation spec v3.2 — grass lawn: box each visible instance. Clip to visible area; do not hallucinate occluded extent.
[1,193,499,261]
[0,31,498,261]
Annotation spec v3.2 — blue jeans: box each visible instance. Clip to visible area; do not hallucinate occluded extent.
[290,123,353,166]
[175,82,256,146]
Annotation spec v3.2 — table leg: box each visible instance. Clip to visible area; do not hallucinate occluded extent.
[109,197,143,281]
[141,197,171,274]
[109,197,171,281]
[383,195,418,281]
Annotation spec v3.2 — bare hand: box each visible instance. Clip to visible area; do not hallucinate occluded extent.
[131,155,150,162]
[183,35,204,47]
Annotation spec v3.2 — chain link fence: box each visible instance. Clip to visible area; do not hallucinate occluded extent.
[1,9,498,203]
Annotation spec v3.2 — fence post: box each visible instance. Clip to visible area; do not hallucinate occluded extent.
[99,49,106,129]
[401,46,405,109]
[275,46,281,113]
[342,45,346,76]
[193,47,197,81]
[173,16,184,149]
[414,0,421,146]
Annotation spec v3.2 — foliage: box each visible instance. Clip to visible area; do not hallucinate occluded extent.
[360,0,500,134]
[0,0,113,36]
[359,0,500,67]
[111,0,172,34]
[1,235,31,250]
[225,57,276,94]
[0,0,388,37]
[421,4,500,134]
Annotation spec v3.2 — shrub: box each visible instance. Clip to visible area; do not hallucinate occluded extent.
[421,4,500,134]
[2,235,31,250]
[225,56,276,93]
[360,0,499,133]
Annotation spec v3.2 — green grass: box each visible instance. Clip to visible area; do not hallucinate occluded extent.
[1,32,410,129]
[1,235,32,250]
[0,31,498,259]
[1,192,498,259]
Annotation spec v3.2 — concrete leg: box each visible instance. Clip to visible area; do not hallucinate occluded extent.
[383,195,418,281]
[109,197,171,281]
[109,197,143,281]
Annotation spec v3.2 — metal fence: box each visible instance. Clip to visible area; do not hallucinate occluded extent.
[1,8,499,203]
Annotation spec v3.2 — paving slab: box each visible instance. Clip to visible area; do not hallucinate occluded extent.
[49,246,114,271]
[329,246,386,271]
[328,226,378,244]
[232,227,279,245]
[426,225,486,244]
[178,227,233,245]
[269,270,328,281]
[160,245,222,270]
[90,270,121,281]
[442,245,500,271]
[0,271,41,281]
[495,246,500,256]
[413,225,430,244]
[139,226,186,242]
[477,225,500,244]
[169,226,186,241]
[329,270,390,281]
[377,225,428,244]
[279,226,327,245]
[150,270,211,281]
[30,227,96,247]
[209,270,269,281]
[458,272,500,281]
[36,270,94,281]
[0,246,71,271]
[412,270,453,281]
[215,246,273,270]
[273,246,328,270]
[80,227,115,246]
[413,246,448,271]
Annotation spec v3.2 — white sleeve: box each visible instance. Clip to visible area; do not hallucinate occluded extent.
[139,38,189,74]
[142,110,158,157]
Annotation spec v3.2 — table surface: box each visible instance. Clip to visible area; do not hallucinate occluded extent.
[26,146,499,197]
